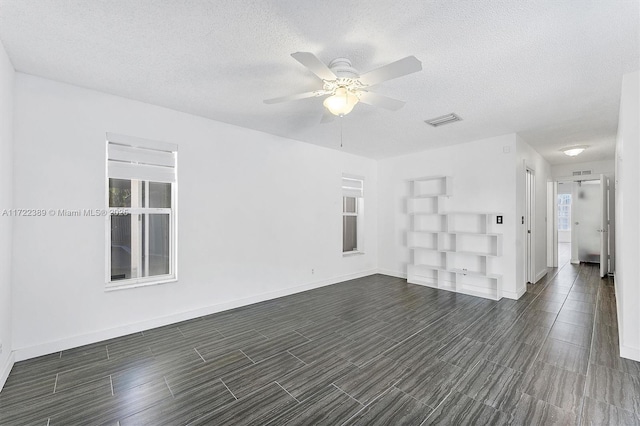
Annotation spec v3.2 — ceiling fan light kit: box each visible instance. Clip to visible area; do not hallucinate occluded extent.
[264,52,422,117]
[323,87,359,116]
[561,145,588,156]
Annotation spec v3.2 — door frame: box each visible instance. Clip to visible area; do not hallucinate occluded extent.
[525,167,536,284]
[548,174,609,271]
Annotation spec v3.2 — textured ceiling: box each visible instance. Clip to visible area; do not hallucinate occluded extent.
[0,1,637,163]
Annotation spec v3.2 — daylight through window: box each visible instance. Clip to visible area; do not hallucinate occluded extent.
[106,133,177,288]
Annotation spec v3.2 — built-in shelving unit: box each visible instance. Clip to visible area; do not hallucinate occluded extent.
[407,176,503,300]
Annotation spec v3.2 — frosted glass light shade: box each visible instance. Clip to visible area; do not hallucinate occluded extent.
[323,87,359,116]
[561,146,588,156]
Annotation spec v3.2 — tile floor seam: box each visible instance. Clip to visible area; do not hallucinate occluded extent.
[338,384,395,426]
[193,348,206,363]
[360,320,442,369]
[331,382,362,405]
[286,350,307,365]
[576,273,603,426]
[515,261,582,417]
[219,378,238,401]
[292,329,311,341]
[163,376,175,399]
[517,261,594,424]
[392,385,426,405]
[238,349,256,364]
[254,329,270,340]
[422,345,511,424]
[274,381,301,403]
[453,262,566,348]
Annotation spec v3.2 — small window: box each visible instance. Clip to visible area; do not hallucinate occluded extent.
[558,194,571,231]
[342,176,364,254]
[106,133,177,289]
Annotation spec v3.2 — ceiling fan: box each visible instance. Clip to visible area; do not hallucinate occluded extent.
[264,52,422,118]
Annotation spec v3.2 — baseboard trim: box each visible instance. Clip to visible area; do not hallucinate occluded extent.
[14,269,378,362]
[377,269,406,279]
[502,286,526,300]
[0,352,15,392]
[535,268,548,283]
[620,343,640,362]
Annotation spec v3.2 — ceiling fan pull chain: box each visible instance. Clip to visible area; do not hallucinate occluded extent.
[340,117,343,148]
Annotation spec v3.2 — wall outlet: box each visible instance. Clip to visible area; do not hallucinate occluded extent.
[311,269,314,274]
[496,216,503,224]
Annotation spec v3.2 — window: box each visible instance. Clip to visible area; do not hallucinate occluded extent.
[106,133,177,289]
[558,193,571,231]
[342,176,364,254]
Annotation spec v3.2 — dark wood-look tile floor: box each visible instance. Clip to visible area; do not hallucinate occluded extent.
[2,262,640,425]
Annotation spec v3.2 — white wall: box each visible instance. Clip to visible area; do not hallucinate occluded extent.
[11,74,378,360]
[615,70,640,362]
[0,41,14,388]
[377,134,523,299]
[516,135,552,284]
[551,159,615,179]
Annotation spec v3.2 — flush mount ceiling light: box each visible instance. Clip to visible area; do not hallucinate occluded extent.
[561,145,588,157]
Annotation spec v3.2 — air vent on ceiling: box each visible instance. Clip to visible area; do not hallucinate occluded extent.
[573,170,592,176]
[424,113,462,127]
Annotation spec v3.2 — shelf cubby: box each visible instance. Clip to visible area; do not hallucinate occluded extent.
[407,264,438,288]
[411,176,452,198]
[438,233,457,252]
[406,176,503,301]
[408,232,438,250]
[413,214,447,233]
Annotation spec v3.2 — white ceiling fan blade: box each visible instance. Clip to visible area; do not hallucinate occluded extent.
[291,52,337,81]
[358,91,406,110]
[264,90,329,104]
[359,56,422,86]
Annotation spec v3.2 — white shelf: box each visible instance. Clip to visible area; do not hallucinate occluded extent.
[456,250,500,258]
[406,175,503,301]
[450,268,487,277]
[412,194,444,199]
[407,196,449,215]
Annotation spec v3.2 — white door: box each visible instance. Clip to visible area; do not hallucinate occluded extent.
[600,176,609,277]
[574,180,601,264]
[525,168,535,284]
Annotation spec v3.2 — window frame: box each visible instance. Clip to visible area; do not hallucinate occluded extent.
[557,193,571,232]
[342,175,364,256]
[105,134,178,291]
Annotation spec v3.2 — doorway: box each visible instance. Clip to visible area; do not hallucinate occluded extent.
[550,175,609,277]
[525,168,535,284]
[556,182,572,267]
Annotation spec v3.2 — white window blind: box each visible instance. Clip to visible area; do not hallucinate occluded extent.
[342,176,363,198]
[107,132,177,183]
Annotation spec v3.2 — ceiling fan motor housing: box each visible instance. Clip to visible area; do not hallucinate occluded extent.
[328,58,360,79]
[324,58,364,96]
